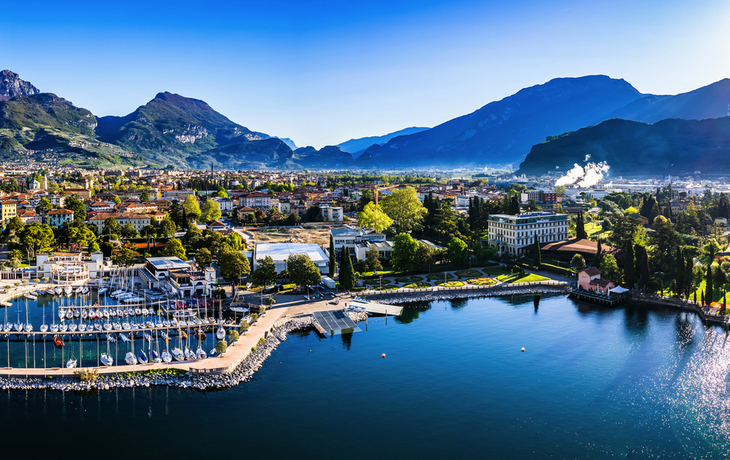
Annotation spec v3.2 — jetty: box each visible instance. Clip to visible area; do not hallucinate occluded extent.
[347,298,403,316]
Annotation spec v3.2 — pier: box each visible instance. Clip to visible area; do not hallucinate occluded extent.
[568,288,626,307]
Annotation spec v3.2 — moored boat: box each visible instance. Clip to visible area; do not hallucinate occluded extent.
[100,353,113,366]
[53,336,64,348]
[124,352,137,365]
[196,347,207,360]
[161,350,172,363]
[137,349,148,364]
[66,357,77,368]
[171,348,184,361]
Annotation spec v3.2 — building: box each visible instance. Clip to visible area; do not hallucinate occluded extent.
[64,188,92,200]
[89,212,151,233]
[0,201,17,224]
[253,242,329,275]
[320,204,343,221]
[578,267,615,293]
[214,197,235,213]
[240,191,274,210]
[45,208,74,227]
[330,227,386,254]
[155,199,172,212]
[487,212,569,256]
[139,256,216,297]
[16,210,41,224]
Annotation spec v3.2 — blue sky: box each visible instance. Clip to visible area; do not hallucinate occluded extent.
[3,0,730,148]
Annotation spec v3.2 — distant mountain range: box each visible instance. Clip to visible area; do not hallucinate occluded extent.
[337,126,429,159]
[3,69,730,173]
[517,117,730,178]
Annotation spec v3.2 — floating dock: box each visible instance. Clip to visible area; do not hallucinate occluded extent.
[312,310,360,336]
[347,299,403,316]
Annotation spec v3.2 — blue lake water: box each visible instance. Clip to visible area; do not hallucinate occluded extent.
[2,294,730,459]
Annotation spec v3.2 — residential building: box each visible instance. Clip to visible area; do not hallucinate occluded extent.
[45,208,74,227]
[487,212,569,256]
[1,201,17,224]
[330,227,385,254]
[89,212,151,233]
[64,188,92,200]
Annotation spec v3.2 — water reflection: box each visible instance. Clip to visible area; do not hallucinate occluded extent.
[341,332,352,351]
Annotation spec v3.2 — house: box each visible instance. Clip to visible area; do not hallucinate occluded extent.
[330,227,385,254]
[89,212,151,233]
[206,220,227,232]
[0,201,17,224]
[16,210,41,224]
[589,278,616,294]
[64,188,92,200]
[214,197,234,213]
[578,267,616,293]
[236,206,256,222]
[45,209,74,227]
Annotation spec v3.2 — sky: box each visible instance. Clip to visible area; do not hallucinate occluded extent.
[3,0,730,149]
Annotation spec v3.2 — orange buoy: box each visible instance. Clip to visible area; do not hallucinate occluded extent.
[521,347,525,352]
[382,353,386,358]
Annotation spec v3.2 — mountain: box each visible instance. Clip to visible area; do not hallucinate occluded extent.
[357,75,643,168]
[517,117,730,178]
[96,91,272,165]
[337,126,429,159]
[276,137,298,150]
[0,70,40,101]
[0,93,97,150]
[604,79,730,123]
[292,146,354,169]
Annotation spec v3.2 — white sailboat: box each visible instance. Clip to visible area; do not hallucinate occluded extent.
[66,356,77,368]
[124,352,137,365]
[161,349,172,363]
[216,327,226,340]
[100,353,113,366]
[171,347,184,361]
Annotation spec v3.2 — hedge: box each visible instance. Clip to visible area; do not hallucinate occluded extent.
[540,263,575,276]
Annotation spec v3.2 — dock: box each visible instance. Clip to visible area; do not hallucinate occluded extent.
[347,299,403,316]
[312,310,360,336]
[568,289,626,307]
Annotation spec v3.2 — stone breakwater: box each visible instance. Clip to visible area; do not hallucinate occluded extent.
[369,284,569,304]
[0,317,316,392]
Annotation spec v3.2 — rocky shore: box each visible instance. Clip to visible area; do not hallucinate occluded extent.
[370,284,569,304]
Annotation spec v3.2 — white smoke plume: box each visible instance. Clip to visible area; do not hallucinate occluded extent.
[584,154,591,162]
[555,161,610,188]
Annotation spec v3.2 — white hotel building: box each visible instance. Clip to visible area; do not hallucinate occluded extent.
[487,212,569,256]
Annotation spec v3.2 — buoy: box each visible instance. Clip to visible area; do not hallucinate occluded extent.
[381,353,386,358]
[521,347,525,352]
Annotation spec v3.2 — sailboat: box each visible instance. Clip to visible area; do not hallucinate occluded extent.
[161,349,172,363]
[64,286,72,296]
[124,352,137,365]
[171,347,184,361]
[120,333,130,343]
[216,326,226,340]
[100,353,113,366]
[184,347,196,361]
[137,349,148,364]
[196,347,207,360]
[66,356,77,368]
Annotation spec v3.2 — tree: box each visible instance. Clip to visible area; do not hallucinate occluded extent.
[68,226,96,251]
[358,189,374,212]
[366,244,382,272]
[19,222,55,260]
[706,252,715,304]
[215,340,228,355]
[183,224,203,248]
[447,237,469,265]
[649,215,679,272]
[592,241,603,268]
[120,223,138,239]
[599,254,620,281]
[328,234,337,276]
[415,242,435,268]
[339,247,355,290]
[183,194,201,222]
[357,202,393,233]
[391,233,419,273]
[380,186,427,233]
[112,195,121,205]
[63,194,86,221]
[624,244,635,288]
[162,238,187,260]
[555,185,566,196]
[571,254,586,272]
[3,216,23,241]
[140,191,150,203]
[200,199,222,223]
[89,241,101,253]
[218,249,251,283]
[152,217,173,238]
[252,256,277,287]
[576,212,587,239]
[635,244,650,291]
[196,247,212,268]
[111,247,136,266]
[533,234,541,268]
[287,253,321,288]
[102,217,121,237]
[35,197,53,215]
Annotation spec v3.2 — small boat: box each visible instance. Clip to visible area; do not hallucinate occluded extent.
[155,320,163,329]
[120,333,130,343]
[81,287,89,295]
[65,310,73,320]
[143,332,151,343]
[60,323,68,333]
[106,333,117,343]
[23,293,37,301]
[171,348,184,361]
[78,323,86,332]
[88,310,96,320]
[113,322,121,330]
[195,328,206,341]
[2,323,10,333]
[50,324,59,333]
[121,322,130,330]
[46,289,56,296]
[100,353,113,366]
[135,308,142,316]
[162,320,170,328]
[25,323,33,333]
[161,350,172,363]
[94,323,102,332]
[150,350,161,363]
[98,287,108,295]
[69,323,77,332]
[73,309,80,318]
[40,324,48,333]
[209,348,217,357]
[103,323,112,331]
[184,348,196,361]
[146,321,154,329]
[161,331,168,341]
[66,357,77,368]
[53,336,64,348]
[81,310,88,320]
[216,327,225,340]
[58,309,64,321]
[54,287,62,296]
[124,352,137,365]
[137,349,148,364]
[196,347,207,360]
[64,286,72,296]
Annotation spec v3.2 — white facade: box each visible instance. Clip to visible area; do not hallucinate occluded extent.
[487,212,569,256]
[253,242,329,275]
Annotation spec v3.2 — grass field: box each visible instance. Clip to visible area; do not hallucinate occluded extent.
[497,273,551,283]
[585,221,612,240]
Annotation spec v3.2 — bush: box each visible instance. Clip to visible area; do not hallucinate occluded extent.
[13,282,20,287]
[250,313,259,323]
[74,369,98,381]
[239,320,250,334]
[32,278,40,283]
[266,297,276,306]
[540,263,575,276]
[215,340,228,355]
[21,280,28,285]
[228,330,240,342]
[42,277,50,283]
